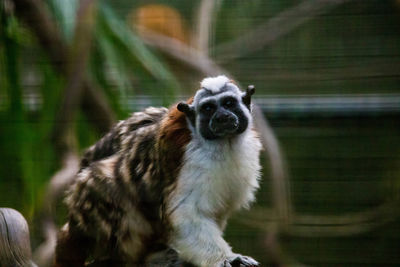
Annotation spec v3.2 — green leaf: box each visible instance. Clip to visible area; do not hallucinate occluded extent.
[47,0,78,41]
[97,3,180,104]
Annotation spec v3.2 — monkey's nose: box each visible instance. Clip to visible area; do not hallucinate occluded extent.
[210,112,239,136]
[214,113,231,123]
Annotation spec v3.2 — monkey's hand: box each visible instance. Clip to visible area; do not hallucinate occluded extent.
[226,254,259,267]
[217,254,259,267]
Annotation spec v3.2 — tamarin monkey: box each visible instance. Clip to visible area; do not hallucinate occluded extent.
[55,76,262,267]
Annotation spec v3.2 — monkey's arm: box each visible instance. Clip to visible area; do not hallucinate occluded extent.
[169,205,258,267]
[170,204,232,267]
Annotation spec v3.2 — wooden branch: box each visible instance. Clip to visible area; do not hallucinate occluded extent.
[253,105,292,224]
[194,0,220,54]
[12,0,115,134]
[10,0,114,265]
[234,201,400,237]
[0,208,37,267]
[137,28,229,76]
[51,0,97,155]
[252,105,293,267]
[214,0,352,61]
[287,202,400,237]
[80,81,115,134]
[33,153,80,267]
[12,0,68,73]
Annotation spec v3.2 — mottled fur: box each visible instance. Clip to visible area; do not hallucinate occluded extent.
[55,76,261,267]
[56,106,189,266]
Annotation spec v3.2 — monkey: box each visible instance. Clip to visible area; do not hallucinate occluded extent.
[54,75,262,267]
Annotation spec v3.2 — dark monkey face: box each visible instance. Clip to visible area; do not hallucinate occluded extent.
[177,79,255,141]
[198,95,249,140]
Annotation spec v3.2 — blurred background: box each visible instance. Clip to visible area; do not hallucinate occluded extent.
[1,0,400,266]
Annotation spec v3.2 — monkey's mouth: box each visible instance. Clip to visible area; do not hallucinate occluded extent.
[209,119,239,136]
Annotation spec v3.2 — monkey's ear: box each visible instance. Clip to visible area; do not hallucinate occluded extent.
[242,85,255,109]
[177,102,194,114]
[177,102,195,123]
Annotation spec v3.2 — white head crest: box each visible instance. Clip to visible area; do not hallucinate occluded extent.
[200,75,230,93]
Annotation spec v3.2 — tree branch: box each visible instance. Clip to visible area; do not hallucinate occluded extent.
[52,0,97,155]
[138,28,229,76]
[10,1,115,266]
[0,208,37,267]
[253,105,292,224]
[235,201,400,237]
[194,0,221,54]
[12,0,115,135]
[214,0,352,61]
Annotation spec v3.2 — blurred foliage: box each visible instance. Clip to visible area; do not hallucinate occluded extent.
[0,0,182,216]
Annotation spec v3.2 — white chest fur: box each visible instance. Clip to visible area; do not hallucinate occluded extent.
[169,128,262,221]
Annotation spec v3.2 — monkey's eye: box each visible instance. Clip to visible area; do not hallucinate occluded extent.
[222,97,237,109]
[200,103,216,113]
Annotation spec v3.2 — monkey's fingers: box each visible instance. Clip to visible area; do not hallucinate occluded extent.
[230,255,259,267]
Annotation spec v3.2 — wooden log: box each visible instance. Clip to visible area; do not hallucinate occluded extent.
[0,208,37,267]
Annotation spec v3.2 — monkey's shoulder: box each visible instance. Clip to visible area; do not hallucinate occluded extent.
[124,107,169,134]
[81,107,169,167]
